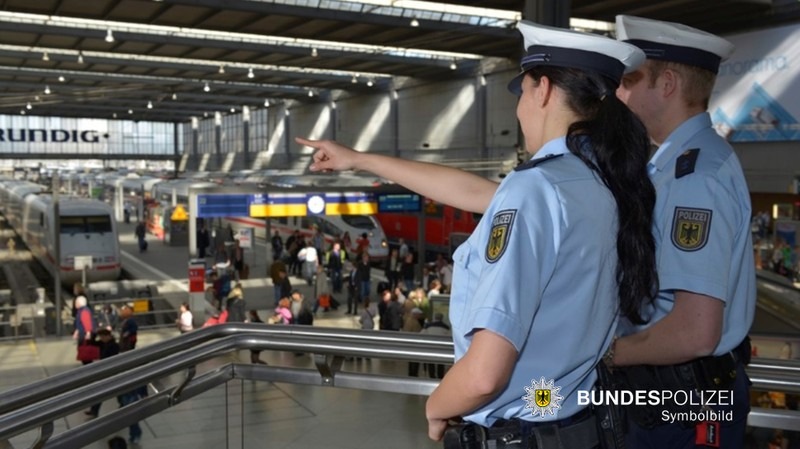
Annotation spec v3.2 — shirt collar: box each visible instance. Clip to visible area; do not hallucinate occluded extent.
[527,136,570,162]
[649,112,711,173]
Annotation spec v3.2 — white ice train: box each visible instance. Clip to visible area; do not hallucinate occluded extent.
[1,180,121,286]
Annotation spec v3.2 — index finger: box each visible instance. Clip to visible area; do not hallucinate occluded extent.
[295,136,318,148]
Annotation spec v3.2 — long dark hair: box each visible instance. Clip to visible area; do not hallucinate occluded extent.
[527,67,658,324]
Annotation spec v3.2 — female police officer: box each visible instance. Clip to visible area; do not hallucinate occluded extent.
[297,20,658,449]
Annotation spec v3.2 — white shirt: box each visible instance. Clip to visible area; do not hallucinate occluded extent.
[179,311,194,332]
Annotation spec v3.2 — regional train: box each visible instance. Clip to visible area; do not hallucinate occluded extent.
[374,199,480,257]
[0,180,122,285]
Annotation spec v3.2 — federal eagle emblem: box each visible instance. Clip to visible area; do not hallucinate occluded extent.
[522,377,563,418]
[486,210,516,263]
[671,207,712,251]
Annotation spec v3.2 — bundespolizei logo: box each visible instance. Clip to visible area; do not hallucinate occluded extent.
[485,209,516,263]
[522,377,563,418]
[671,207,712,252]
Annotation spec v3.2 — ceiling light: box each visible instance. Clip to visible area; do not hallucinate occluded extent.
[366,79,374,87]
[172,93,177,100]
[77,52,84,64]
[203,82,210,92]
[311,48,318,57]
[44,85,51,94]
[230,107,235,113]
[218,65,225,74]
[34,95,40,101]
[113,113,117,118]
[410,18,420,27]
[308,90,314,97]
[58,75,65,82]
[20,110,25,115]
[26,102,32,110]
[147,100,153,109]
[264,99,270,107]
[351,75,357,84]
[42,51,49,61]
[450,61,457,70]
[247,68,254,79]
[105,29,115,43]
[203,111,208,118]
[128,109,133,114]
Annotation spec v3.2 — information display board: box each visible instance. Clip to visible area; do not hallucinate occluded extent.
[377,193,422,213]
[197,194,251,218]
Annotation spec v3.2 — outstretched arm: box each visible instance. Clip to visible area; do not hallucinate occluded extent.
[295,137,499,214]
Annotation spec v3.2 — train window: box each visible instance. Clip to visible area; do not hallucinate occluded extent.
[341,215,375,230]
[59,215,112,234]
[86,216,113,233]
[320,220,342,237]
[60,217,85,234]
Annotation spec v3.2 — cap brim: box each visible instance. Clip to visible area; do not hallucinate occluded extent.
[507,71,525,95]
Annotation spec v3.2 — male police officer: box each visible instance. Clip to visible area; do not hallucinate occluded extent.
[609,15,756,449]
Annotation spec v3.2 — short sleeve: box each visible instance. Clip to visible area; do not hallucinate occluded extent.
[458,174,561,351]
[657,173,737,302]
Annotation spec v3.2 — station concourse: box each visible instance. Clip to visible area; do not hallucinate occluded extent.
[0,220,439,449]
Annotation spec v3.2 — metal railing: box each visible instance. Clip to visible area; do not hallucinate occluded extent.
[0,324,797,448]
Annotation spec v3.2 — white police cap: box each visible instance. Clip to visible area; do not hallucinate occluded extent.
[615,15,735,74]
[508,20,645,95]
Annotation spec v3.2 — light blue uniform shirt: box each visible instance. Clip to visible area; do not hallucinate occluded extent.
[450,137,619,426]
[621,113,756,355]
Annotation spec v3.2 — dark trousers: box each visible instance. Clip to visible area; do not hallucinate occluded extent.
[625,363,750,449]
[330,269,342,293]
[119,392,143,441]
[346,288,358,314]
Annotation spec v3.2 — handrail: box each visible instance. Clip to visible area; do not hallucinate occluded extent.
[0,323,452,416]
[0,323,798,446]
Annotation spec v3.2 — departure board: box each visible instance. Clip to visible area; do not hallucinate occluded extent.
[196,194,251,218]
[376,193,421,212]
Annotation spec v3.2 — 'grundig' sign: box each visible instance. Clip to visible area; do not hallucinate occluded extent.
[0,129,108,143]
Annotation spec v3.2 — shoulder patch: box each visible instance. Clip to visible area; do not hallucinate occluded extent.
[515,153,564,172]
[675,148,700,179]
[671,207,712,251]
[486,209,516,263]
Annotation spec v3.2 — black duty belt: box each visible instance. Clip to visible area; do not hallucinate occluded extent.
[443,407,599,449]
[617,337,750,429]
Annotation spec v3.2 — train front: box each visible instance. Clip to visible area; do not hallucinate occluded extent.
[57,199,122,285]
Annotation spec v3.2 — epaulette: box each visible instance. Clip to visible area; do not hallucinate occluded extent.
[675,148,700,179]
[514,153,564,171]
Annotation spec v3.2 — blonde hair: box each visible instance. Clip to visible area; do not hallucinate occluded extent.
[646,60,715,110]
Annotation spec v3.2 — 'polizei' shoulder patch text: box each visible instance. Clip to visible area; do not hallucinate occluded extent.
[671,207,712,252]
[486,210,516,263]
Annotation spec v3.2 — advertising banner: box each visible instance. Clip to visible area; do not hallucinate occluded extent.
[711,24,800,142]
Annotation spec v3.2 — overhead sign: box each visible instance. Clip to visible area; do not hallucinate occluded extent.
[249,192,377,217]
[196,194,251,218]
[377,193,422,212]
[170,204,188,221]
